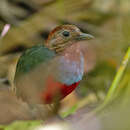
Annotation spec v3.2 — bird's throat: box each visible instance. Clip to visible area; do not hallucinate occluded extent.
[62,43,82,60]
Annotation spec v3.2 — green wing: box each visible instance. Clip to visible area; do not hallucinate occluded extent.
[15,44,56,78]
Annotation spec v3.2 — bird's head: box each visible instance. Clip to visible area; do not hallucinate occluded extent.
[46,25,94,53]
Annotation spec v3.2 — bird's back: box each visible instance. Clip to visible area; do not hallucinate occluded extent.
[14,44,56,104]
[15,44,56,79]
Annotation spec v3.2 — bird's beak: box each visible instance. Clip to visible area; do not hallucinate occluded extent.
[77,33,94,40]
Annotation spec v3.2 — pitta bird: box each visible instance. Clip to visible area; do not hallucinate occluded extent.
[14,25,94,105]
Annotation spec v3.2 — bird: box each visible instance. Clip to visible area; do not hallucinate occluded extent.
[14,25,94,107]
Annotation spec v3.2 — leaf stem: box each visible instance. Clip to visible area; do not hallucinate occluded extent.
[104,47,130,105]
[91,47,130,114]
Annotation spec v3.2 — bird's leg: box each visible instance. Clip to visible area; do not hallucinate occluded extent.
[53,101,61,114]
[49,102,64,120]
[47,101,61,114]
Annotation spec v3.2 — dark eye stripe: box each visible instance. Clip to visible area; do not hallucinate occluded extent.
[62,31,70,37]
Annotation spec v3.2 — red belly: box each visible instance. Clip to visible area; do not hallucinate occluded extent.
[41,76,80,104]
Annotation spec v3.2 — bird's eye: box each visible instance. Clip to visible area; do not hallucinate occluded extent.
[62,31,70,37]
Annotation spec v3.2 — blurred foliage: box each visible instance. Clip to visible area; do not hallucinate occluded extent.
[0,0,130,129]
[0,120,42,130]
[78,61,116,98]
